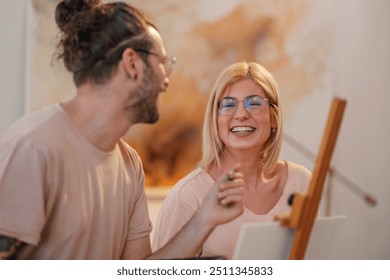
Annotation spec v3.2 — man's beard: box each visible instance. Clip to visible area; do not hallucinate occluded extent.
[127,65,162,124]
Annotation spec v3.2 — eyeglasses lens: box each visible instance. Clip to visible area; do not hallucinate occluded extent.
[165,57,176,76]
[218,95,266,115]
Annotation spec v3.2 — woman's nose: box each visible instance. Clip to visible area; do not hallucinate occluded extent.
[234,102,249,119]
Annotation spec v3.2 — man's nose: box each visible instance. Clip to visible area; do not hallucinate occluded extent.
[164,76,169,89]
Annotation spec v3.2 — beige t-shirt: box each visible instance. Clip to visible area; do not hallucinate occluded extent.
[0,104,152,259]
[152,162,311,259]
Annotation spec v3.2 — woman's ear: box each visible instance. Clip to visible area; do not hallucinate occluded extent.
[270,111,277,130]
[122,48,139,80]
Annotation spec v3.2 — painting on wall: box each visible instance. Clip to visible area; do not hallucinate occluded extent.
[25,0,336,187]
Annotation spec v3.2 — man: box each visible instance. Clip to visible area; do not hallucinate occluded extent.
[0,1,244,259]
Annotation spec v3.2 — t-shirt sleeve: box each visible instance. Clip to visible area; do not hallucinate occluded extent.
[126,175,153,241]
[0,139,46,245]
[123,147,153,242]
[151,189,198,252]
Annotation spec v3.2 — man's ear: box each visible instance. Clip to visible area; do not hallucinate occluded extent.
[122,48,140,80]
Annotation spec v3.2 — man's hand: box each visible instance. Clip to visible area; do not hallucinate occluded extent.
[198,164,245,228]
[148,164,244,259]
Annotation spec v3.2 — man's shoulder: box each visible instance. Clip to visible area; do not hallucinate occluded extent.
[0,104,64,148]
[118,139,142,162]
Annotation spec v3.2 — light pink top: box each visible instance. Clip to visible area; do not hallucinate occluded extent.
[0,104,152,259]
[152,162,311,259]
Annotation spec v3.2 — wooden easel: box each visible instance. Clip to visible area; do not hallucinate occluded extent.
[276,97,347,260]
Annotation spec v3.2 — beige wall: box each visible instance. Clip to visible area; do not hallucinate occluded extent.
[0,1,26,131]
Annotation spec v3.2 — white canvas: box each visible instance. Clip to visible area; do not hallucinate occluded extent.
[233,216,346,260]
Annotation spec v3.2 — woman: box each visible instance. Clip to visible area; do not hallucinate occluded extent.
[152,61,312,259]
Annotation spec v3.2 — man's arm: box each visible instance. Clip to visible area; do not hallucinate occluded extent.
[0,235,23,260]
[121,236,152,260]
[148,164,244,260]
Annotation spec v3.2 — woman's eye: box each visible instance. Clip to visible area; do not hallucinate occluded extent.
[223,103,236,108]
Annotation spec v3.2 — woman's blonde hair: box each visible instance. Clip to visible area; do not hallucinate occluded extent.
[199,61,283,174]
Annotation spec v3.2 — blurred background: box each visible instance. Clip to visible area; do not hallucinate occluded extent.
[0,0,389,259]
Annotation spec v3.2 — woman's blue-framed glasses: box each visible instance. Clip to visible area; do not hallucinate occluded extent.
[218,95,274,116]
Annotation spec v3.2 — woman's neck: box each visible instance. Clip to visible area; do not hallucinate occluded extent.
[209,151,262,183]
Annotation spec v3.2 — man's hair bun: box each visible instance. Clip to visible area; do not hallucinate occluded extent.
[55,0,100,31]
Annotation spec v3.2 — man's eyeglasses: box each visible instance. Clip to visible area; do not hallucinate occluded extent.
[218,95,275,116]
[134,49,176,76]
